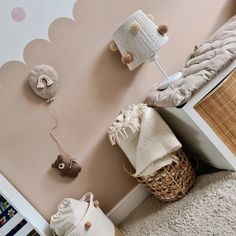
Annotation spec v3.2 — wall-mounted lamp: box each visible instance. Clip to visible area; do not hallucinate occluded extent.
[110,10,182,90]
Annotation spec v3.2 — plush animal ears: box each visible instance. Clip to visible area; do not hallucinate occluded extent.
[28,65,59,101]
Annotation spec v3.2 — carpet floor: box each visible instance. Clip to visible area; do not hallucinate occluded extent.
[120,171,236,236]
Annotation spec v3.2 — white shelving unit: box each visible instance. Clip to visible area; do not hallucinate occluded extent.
[0,174,51,236]
[158,58,236,170]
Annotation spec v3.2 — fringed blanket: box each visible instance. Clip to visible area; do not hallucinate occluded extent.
[146,15,236,107]
[108,104,181,177]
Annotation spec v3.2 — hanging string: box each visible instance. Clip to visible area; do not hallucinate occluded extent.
[47,98,76,168]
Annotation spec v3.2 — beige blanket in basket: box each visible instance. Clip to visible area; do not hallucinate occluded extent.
[146,14,236,107]
[108,104,181,176]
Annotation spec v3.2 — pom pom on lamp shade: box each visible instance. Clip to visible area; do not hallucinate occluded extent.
[112,10,168,70]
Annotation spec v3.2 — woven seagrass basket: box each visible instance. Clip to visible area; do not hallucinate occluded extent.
[126,149,195,202]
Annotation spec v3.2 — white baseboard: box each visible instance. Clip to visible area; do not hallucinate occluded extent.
[107,184,150,225]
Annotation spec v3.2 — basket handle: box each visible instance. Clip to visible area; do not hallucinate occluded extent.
[75,192,95,229]
[123,163,135,177]
[80,192,94,203]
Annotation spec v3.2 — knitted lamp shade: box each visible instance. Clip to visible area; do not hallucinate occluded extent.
[112,10,168,70]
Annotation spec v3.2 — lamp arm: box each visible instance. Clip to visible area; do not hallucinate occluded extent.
[153,56,169,80]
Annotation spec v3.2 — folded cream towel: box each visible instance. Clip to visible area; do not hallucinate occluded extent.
[108,104,181,176]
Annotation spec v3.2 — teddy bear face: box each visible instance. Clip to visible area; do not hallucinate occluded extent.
[52,155,81,178]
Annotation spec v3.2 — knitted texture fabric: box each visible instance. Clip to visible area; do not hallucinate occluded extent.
[121,171,236,236]
[28,64,59,100]
[112,10,168,70]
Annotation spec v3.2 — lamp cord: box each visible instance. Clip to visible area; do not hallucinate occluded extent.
[153,56,169,80]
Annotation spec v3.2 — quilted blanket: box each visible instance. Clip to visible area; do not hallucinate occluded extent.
[146,15,236,107]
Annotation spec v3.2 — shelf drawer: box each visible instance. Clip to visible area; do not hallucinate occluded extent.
[195,69,236,156]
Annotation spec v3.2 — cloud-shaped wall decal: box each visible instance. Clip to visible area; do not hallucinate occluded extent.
[0,0,76,67]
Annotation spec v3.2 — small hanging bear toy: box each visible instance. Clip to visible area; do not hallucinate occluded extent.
[28,65,82,178]
[52,155,82,178]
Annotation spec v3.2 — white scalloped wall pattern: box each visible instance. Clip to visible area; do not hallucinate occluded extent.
[0,0,76,67]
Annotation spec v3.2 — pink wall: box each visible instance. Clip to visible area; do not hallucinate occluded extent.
[0,0,235,220]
